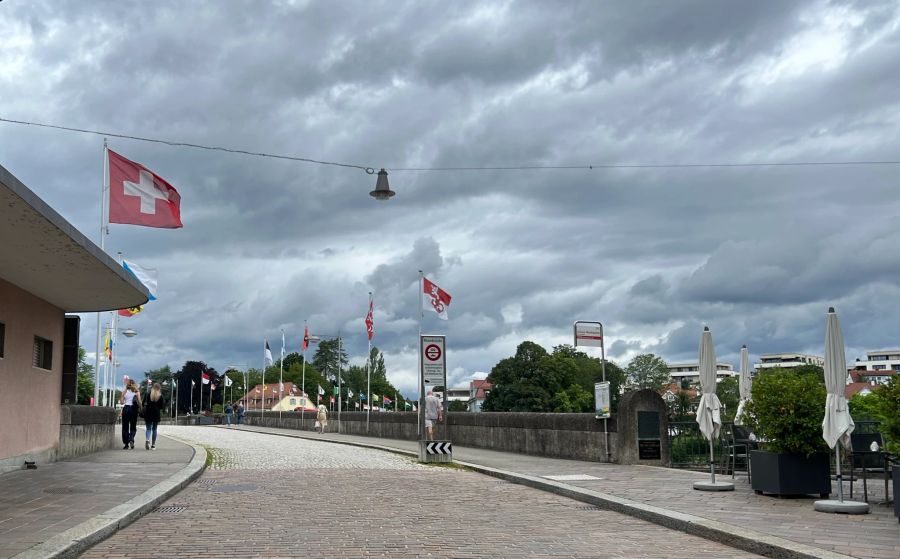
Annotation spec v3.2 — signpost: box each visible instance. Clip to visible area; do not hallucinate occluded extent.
[575,321,611,462]
[419,334,451,462]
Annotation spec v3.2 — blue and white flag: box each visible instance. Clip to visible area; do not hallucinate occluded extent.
[123,260,158,300]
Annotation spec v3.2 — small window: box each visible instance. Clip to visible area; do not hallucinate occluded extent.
[33,336,52,370]
[0,322,5,358]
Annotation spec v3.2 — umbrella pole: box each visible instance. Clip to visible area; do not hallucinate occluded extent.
[709,438,716,484]
[835,445,844,503]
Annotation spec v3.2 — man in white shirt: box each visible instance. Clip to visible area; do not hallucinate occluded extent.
[424,390,443,441]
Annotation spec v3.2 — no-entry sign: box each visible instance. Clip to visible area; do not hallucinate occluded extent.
[421,335,446,386]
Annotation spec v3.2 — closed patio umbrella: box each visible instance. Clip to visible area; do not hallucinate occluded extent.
[694,326,734,491]
[734,345,751,426]
[814,307,868,513]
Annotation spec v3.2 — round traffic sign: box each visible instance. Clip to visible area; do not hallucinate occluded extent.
[424,343,442,361]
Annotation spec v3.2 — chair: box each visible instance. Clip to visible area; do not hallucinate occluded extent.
[724,424,757,481]
[849,432,888,503]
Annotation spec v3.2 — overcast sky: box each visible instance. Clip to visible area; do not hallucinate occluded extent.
[2,0,899,397]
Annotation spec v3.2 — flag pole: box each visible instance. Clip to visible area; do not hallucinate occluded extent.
[261,340,266,421]
[93,139,108,406]
[366,291,372,434]
[418,270,424,440]
[279,329,284,425]
[301,320,307,426]
[337,331,342,434]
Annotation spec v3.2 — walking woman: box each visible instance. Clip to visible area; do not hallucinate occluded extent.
[144,382,166,450]
[119,378,142,449]
[316,404,328,434]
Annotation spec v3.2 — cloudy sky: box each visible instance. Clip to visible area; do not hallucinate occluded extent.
[2,0,899,396]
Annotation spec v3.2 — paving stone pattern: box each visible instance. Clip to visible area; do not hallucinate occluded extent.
[0,434,193,559]
[82,426,761,558]
[236,426,900,559]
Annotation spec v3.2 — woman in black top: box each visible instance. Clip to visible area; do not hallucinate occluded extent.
[144,382,166,450]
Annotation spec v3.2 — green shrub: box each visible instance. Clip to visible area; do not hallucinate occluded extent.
[871,376,900,455]
[744,370,828,457]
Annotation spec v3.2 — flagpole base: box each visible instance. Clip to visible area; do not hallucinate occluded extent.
[693,481,735,491]
[813,499,869,514]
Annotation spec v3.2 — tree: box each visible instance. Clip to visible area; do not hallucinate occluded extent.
[448,400,468,412]
[76,347,95,404]
[870,376,900,454]
[716,376,740,422]
[669,390,695,421]
[625,354,670,391]
[552,344,626,411]
[312,339,348,382]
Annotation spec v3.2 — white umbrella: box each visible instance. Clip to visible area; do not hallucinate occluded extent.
[734,345,751,426]
[694,326,733,491]
[815,307,868,513]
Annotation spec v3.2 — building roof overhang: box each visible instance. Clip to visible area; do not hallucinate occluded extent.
[0,163,149,312]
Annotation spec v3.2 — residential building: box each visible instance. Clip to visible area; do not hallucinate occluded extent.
[853,350,900,376]
[847,368,895,389]
[468,379,492,412]
[446,385,470,405]
[238,382,315,411]
[754,353,824,370]
[666,362,737,384]
[0,163,149,472]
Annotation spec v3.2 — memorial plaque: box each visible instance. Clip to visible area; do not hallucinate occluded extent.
[638,439,662,460]
[637,411,660,439]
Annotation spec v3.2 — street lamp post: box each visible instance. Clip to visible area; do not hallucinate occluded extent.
[101,325,137,407]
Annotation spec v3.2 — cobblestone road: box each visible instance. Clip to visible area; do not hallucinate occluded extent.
[81,427,761,558]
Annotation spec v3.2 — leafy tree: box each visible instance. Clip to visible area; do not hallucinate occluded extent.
[552,344,626,411]
[551,384,593,412]
[848,393,883,422]
[76,347,95,404]
[716,377,740,422]
[625,354,670,391]
[669,390,696,421]
[174,361,219,413]
[744,369,828,456]
[870,376,900,454]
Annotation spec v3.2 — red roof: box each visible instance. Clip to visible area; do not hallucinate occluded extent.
[845,382,875,398]
[238,382,303,405]
[470,379,493,399]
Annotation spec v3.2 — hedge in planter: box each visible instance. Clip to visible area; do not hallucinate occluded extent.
[744,369,831,497]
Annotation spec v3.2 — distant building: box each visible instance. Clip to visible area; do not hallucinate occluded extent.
[446,385,470,405]
[754,353,824,370]
[468,379,492,412]
[666,362,737,384]
[853,350,900,375]
[237,382,315,411]
[847,368,895,389]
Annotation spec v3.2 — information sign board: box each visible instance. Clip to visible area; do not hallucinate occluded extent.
[594,381,611,419]
[421,335,446,385]
[574,321,604,348]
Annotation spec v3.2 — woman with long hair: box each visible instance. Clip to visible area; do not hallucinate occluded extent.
[119,378,142,449]
[144,382,166,450]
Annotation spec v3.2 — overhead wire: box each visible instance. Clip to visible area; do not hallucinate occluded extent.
[3,116,900,173]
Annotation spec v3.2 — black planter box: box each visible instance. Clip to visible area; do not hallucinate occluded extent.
[750,450,831,497]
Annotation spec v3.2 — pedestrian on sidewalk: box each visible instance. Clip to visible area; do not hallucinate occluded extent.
[143,382,165,450]
[236,402,245,425]
[424,390,443,441]
[316,404,328,434]
[120,379,142,449]
[224,401,233,426]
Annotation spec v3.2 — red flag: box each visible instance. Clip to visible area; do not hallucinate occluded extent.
[108,149,183,228]
[365,297,374,341]
[201,372,210,384]
[302,324,309,352]
[423,277,452,320]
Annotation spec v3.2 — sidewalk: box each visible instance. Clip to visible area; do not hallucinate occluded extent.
[0,433,205,559]
[233,424,899,559]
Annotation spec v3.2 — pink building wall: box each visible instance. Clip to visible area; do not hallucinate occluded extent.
[0,277,64,467]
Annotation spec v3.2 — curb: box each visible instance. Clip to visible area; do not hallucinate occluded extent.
[12,438,207,559]
[234,425,853,559]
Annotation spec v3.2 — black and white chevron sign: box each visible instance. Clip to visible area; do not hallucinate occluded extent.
[426,442,452,455]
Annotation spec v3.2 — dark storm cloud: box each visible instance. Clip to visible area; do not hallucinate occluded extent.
[2,0,899,392]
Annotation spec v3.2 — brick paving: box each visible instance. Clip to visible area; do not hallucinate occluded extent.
[233,425,900,559]
[0,434,193,559]
[82,426,762,558]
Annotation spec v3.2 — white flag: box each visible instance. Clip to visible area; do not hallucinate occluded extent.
[348,388,354,398]
[224,376,233,387]
[264,340,273,366]
[123,260,158,300]
[281,330,286,358]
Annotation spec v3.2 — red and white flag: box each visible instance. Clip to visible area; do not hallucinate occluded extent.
[108,149,183,229]
[302,323,309,352]
[201,372,210,384]
[365,296,374,340]
[423,277,452,320]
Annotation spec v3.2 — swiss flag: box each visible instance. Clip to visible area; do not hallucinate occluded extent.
[108,149,183,228]
[423,277,452,320]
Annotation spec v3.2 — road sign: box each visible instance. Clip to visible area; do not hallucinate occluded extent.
[421,335,446,385]
[574,321,603,348]
[425,441,452,455]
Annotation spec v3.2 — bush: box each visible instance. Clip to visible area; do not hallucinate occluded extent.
[871,376,900,455]
[744,370,828,457]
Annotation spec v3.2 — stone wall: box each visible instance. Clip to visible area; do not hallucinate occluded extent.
[245,410,619,462]
[57,405,118,460]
